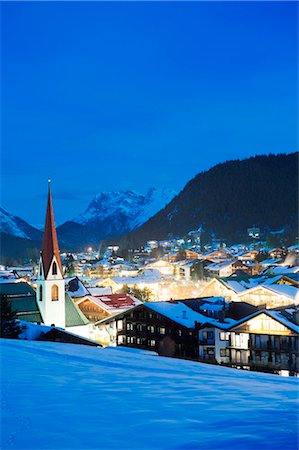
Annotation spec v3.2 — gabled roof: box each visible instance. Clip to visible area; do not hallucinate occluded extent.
[144,301,234,330]
[237,283,299,302]
[41,183,63,278]
[78,294,142,312]
[231,309,299,334]
[0,281,42,323]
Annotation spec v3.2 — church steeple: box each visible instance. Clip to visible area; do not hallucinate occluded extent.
[37,180,65,328]
[41,180,63,278]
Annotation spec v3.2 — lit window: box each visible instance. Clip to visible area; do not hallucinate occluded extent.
[52,262,58,275]
[51,284,59,301]
[159,327,166,335]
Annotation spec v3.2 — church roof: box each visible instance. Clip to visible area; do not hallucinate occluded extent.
[65,293,90,327]
[41,183,63,278]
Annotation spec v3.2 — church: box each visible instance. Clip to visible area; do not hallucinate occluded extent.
[36,181,90,337]
[0,182,91,339]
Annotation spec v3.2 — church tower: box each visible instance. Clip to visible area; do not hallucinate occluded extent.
[36,181,65,328]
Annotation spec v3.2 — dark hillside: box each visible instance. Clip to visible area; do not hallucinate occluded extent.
[118,153,298,247]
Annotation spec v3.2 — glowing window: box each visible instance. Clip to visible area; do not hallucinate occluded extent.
[51,284,59,301]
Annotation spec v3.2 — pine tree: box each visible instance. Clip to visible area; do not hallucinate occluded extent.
[0,295,26,339]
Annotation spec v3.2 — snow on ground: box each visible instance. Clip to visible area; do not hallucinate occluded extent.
[1,339,298,450]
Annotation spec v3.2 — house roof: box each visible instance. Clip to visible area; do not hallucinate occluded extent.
[144,301,234,330]
[231,309,299,334]
[78,293,141,312]
[221,280,247,294]
[0,281,42,323]
[41,183,63,278]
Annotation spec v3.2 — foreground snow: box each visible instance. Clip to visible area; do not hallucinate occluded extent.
[1,340,298,450]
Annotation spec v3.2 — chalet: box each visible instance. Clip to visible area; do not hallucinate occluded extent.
[144,260,174,276]
[236,284,299,308]
[237,250,259,261]
[203,249,232,262]
[268,248,286,259]
[229,309,299,375]
[198,325,232,365]
[197,302,258,365]
[95,301,205,358]
[199,278,246,302]
[232,260,259,276]
[166,250,201,263]
[205,260,236,278]
[76,294,142,323]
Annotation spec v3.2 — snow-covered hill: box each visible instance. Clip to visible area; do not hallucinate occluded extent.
[58,188,176,247]
[0,207,42,240]
[2,339,298,450]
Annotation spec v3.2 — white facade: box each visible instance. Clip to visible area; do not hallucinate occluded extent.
[36,255,66,328]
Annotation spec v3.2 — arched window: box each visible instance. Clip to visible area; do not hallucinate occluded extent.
[51,284,59,301]
[52,261,57,275]
[39,285,43,301]
[39,264,43,277]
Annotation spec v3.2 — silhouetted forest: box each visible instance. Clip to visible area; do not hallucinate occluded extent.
[119,153,298,248]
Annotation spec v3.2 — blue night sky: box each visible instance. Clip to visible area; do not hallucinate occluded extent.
[1,1,298,227]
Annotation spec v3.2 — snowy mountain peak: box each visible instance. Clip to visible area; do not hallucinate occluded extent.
[0,207,42,240]
[72,188,177,237]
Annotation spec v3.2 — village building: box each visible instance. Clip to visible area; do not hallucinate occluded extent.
[76,293,142,323]
[205,260,236,278]
[199,278,246,301]
[229,309,299,375]
[95,301,204,357]
[232,259,259,276]
[236,284,299,308]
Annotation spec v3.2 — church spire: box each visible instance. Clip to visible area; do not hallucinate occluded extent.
[41,180,63,278]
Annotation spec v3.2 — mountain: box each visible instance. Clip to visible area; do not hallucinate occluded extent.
[0,208,43,264]
[118,153,298,248]
[57,188,177,248]
[0,208,42,241]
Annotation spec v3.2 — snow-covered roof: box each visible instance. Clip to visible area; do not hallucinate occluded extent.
[78,294,142,312]
[222,280,247,293]
[87,286,112,296]
[238,283,299,302]
[264,284,299,302]
[64,277,89,298]
[206,260,236,270]
[231,309,299,334]
[144,302,234,329]
[288,244,299,251]
[260,258,282,266]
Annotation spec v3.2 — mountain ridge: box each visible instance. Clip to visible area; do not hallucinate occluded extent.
[57,187,177,248]
[116,152,298,248]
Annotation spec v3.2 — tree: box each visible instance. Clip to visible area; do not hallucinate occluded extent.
[0,295,25,339]
[120,284,154,302]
